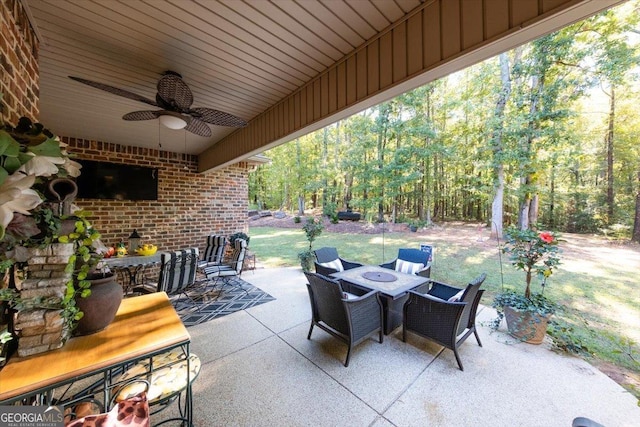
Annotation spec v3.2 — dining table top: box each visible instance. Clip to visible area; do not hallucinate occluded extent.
[331,265,429,299]
[104,252,166,268]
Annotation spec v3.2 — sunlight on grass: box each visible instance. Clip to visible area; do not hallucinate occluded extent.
[251,229,301,239]
[594,293,640,342]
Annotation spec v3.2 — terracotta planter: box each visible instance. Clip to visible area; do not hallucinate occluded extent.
[74,273,122,336]
[503,306,551,344]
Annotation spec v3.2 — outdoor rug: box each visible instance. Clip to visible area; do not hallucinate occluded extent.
[172,277,276,327]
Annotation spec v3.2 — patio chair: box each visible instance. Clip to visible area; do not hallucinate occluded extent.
[380,248,432,278]
[402,273,486,371]
[131,248,200,303]
[200,234,227,265]
[313,247,363,276]
[304,272,383,367]
[202,238,248,295]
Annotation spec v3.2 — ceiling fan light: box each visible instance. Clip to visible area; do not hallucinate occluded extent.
[159,114,187,130]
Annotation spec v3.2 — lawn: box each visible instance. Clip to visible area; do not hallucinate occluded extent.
[248,221,640,399]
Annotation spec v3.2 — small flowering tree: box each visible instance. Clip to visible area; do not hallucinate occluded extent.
[502,227,561,299]
[491,226,562,340]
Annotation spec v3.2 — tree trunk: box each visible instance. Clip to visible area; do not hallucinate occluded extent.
[519,190,531,230]
[492,169,504,237]
[518,70,542,231]
[296,139,304,215]
[529,194,539,226]
[376,105,389,223]
[490,53,511,239]
[606,86,615,225]
[633,171,640,243]
[322,127,329,208]
[549,155,556,228]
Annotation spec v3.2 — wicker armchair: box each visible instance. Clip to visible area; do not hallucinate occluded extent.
[402,273,486,370]
[304,272,383,367]
[313,247,363,276]
[380,248,432,278]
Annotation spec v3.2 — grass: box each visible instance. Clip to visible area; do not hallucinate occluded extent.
[248,224,640,399]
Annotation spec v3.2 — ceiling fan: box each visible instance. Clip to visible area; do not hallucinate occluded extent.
[68,71,247,138]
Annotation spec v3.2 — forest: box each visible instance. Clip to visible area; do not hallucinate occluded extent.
[249,1,640,241]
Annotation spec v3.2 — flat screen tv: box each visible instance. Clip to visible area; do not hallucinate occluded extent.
[76,160,158,201]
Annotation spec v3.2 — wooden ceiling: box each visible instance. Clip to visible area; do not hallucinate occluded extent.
[24,0,623,171]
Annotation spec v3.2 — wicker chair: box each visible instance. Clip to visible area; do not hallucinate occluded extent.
[313,247,363,276]
[402,273,486,370]
[380,248,432,278]
[304,272,383,367]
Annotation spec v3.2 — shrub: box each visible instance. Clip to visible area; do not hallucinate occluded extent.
[229,232,250,245]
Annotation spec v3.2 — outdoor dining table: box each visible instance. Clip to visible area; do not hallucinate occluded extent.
[105,253,165,295]
[331,265,430,334]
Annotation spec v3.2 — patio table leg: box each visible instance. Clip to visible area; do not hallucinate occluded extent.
[380,293,410,335]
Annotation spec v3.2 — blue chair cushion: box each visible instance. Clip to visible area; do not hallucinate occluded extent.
[398,248,429,264]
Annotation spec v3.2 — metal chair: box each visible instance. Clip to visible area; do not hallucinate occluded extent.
[199,234,227,266]
[304,272,383,367]
[313,247,363,276]
[202,238,248,295]
[132,248,200,304]
[403,273,486,370]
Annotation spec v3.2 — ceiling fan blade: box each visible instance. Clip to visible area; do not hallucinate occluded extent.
[184,117,212,138]
[122,110,161,121]
[69,76,158,107]
[157,73,193,111]
[190,107,247,127]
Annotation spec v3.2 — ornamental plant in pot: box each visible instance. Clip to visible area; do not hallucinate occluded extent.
[58,210,121,336]
[491,225,561,344]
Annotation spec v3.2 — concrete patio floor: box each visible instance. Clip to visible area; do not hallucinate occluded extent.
[162,267,640,427]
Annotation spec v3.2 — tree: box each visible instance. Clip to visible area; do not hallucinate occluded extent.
[580,5,639,225]
[489,52,513,238]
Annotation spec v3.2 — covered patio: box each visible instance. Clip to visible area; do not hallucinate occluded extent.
[154,267,640,427]
[2,1,638,426]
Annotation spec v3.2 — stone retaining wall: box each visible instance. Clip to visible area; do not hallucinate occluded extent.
[13,244,73,357]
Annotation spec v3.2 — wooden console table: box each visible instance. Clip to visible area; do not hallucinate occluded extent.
[0,292,192,425]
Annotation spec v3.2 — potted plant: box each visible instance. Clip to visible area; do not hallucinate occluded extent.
[298,217,323,272]
[491,225,561,344]
[229,231,250,246]
[58,210,121,336]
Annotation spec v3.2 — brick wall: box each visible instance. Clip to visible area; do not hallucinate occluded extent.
[0,0,39,125]
[66,137,249,254]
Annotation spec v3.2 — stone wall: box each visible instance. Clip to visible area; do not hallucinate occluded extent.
[0,0,39,125]
[65,137,250,254]
[12,244,74,357]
